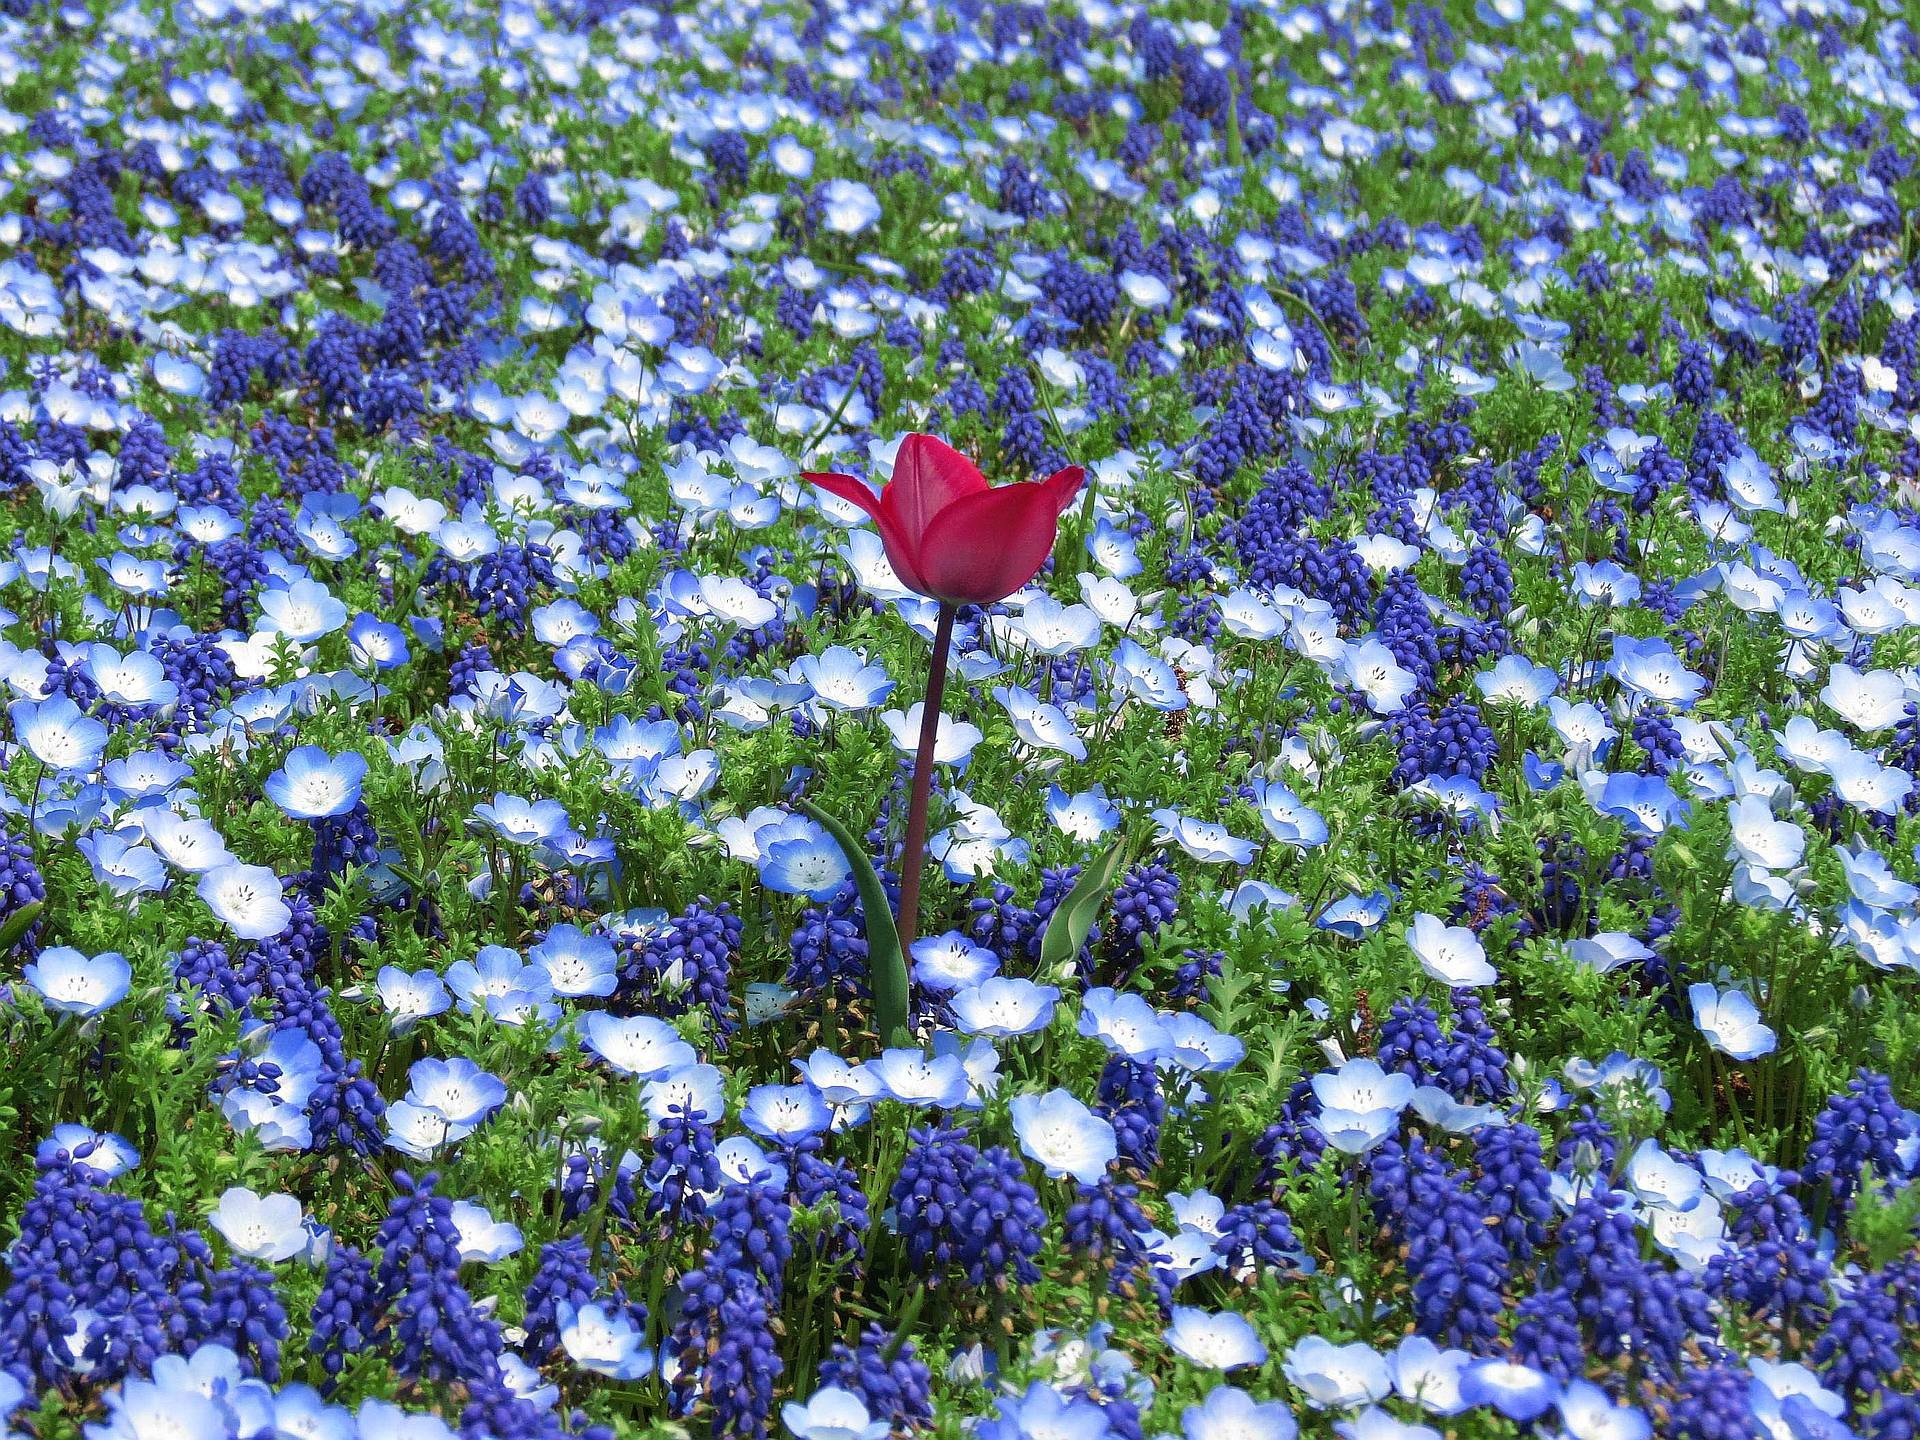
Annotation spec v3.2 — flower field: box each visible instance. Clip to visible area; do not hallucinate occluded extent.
[3,0,1920,1436]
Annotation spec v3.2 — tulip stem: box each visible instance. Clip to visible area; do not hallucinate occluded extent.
[897,601,956,960]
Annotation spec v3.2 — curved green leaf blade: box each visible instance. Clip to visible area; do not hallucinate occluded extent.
[0,900,42,954]
[799,799,911,1047]
[1039,838,1132,974]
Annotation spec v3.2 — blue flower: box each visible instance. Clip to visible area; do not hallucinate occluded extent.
[198,863,292,940]
[376,966,451,1031]
[1689,983,1777,1061]
[1458,1359,1559,1421]
[530,923,619,999]
[347,613,410,670]
[978,1383,1110,1440]
[866,1049,972,1109]
[471,792,572,846]
[760,819,854,900]
[256,577,349,642]
[1010,1088,1116,1184]
[404,1057,508,1133]
[1043,786,1121,843]
[23,946,132,1015]
[1164,1306,1268,1371]
[210,1185,308,1262]
[1077,988,1170,1063]
[742,1084,833,1142]
[794,646,894,712]
[951,977,1059,1039]
[558,1301,652,1380]
[266,745,369,820]
[1283,1336,1392,1409]
[783,1386,891,1440]
[580,1012,695,1079]
[1556,1380,1651,1440]
[9,695,109,772]
[1605,636,1705,710]
[1183,1386,1297,1440]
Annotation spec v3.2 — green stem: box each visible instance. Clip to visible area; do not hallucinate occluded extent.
[895,602,956,959]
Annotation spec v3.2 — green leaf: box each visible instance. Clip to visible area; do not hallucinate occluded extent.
[0,900,42,954]
[1039,837,1132,974]
[798,799,911,1047]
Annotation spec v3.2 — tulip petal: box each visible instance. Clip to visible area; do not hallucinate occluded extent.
[804,470,883,519]
[915,470,1084,605]
[882,433,991,546]
[805,469,933,593]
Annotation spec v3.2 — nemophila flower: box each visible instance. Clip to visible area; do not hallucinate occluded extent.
[911,931,1000,993]
[1689,983,1777,1060]
[1607,636,1705,710]
[265,746,368,820]
[742,1084,832,1143]
[783,1386,891,1440]
[1163,1306,1267,1372]
[1181,1385,1296,1440]
[794,646,894,712]
[1459,1360,1559,1422]
[559,1301,652,1380]
[347,613,409,670]
[1312,1058,1414,1154]
[978,1383,1111,1440]
[450,1200,522,1263]
[866,1048,971,1109]
[1010,1088,1118,1184]
[1150,808,1256,865]
[530,924,618,999]
[405,1057,507,1134]
[197,862,292,940]
[1406,912,1497,987]
[581,1013,695,1079]
[1318,890,1392,937]
[1333,1411,1441,1440]
[1285,1337,1394,1410]
[471,793,572,847]
[1249,777,1328,848]
[995,685,1087,760]
[256,577,348,642]
[819,178,882,234]
[22,946,131,1015]
[759,819,855,900]
[1726,795,1805,871]
[1554,1380,1651,1440]
[1821,663,1909,732]
[80,645,179,710]
[880,703,983,764]
[10,695,109,772]
[951,977,1060,1038]
[1078,988,1171,1063]
[1475,654,1560,709]
[1045,786,1122,843]
[1747,1360,1848,1440]
[1386,1336,1470,1416]
[37,1124,139,1180]
[376,966,451,1031]
[806,433,1083,607]
[210,1186,307,1262]
[642,1062,728,1125]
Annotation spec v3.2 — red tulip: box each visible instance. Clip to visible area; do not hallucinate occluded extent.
[806,433,1084,606]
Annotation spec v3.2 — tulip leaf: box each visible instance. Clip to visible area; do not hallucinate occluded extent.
[1039,837,1132,974]
[799,799,911,1047]
[0,900,41,954]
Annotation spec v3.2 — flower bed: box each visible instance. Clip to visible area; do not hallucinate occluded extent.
[0,1,1916,1438]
